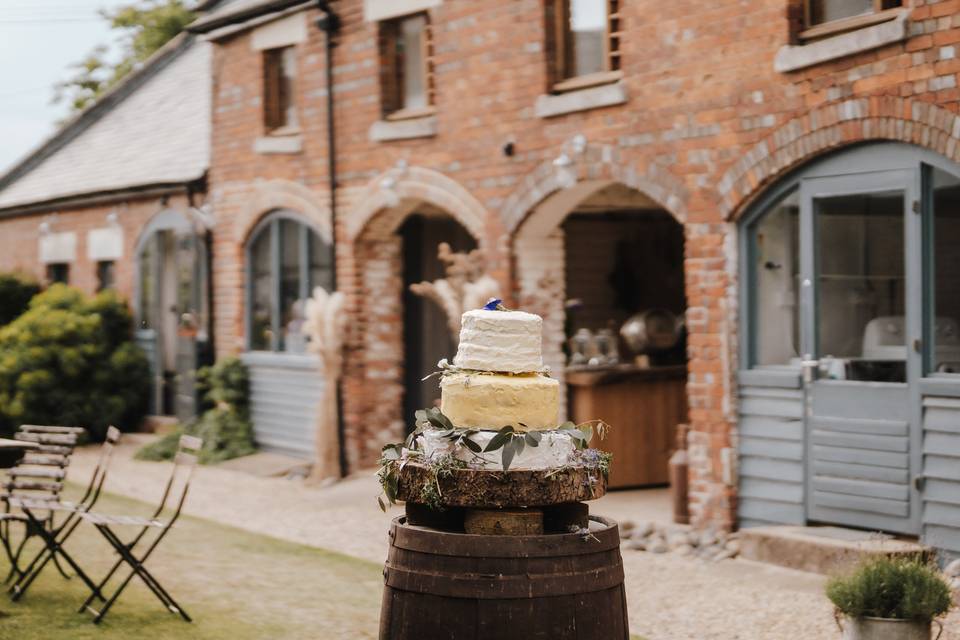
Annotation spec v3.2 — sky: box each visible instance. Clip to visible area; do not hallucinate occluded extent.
[0,0,130,174]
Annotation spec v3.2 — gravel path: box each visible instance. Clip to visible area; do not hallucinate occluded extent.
[68,437,960,640]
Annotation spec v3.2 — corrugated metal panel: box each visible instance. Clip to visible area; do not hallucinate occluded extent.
[241,352,323,460]
[922,390,960,558]
[737,369,805,528]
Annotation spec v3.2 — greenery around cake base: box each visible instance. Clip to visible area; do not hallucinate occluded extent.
[376,407,612,512]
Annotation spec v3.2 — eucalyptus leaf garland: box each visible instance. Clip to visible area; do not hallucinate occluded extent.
[375,407,611,509]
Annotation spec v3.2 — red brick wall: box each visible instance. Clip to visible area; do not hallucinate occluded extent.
[0,194,192,303]
[206,0,960,530]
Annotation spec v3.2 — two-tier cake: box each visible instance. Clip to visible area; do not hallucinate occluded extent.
[415,305,587,471]
[377,300,610,514]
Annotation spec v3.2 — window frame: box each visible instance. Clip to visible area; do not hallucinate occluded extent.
[96,260,116,292]
[800,0,902,41]
[244,211,334,353]
[46,262,70,285]
[378,11,435,120]
[548,0,622,93]
[739,143,960,376]
[262,45,298,134]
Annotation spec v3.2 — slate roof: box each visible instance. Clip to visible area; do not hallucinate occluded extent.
[0,34,211,212]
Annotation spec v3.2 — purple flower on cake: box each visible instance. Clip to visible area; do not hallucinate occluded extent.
[483,298,503,311]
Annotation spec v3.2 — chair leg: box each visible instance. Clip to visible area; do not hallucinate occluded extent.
[6,531,31,585]
[11,510,101,603]
[50,551,72,580]
[0,521,24,584]
[86,525,190,624]
[10,516,82,596]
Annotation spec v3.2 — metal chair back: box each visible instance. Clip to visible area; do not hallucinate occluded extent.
[76,426,121,511]
[153,435,201,527]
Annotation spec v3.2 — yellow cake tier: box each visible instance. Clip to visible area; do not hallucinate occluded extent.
[439,372,559,431]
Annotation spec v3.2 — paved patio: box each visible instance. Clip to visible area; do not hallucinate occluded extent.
[67,436,958,640]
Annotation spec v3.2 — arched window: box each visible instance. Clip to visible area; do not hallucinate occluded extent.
[246,211,333,353]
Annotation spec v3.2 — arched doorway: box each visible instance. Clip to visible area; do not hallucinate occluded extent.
[514,181,688,489]
[344,166,490,468]
[134,209,211,422]
[737,142,960,538]
[399,206,477,424]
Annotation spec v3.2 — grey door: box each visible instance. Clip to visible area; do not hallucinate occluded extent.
[135,211,210,420]
[800,170,922,535]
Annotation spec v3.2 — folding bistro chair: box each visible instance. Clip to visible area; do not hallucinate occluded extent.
[9,426,122,601]
[78,434,202,624]
[0,425,86,584]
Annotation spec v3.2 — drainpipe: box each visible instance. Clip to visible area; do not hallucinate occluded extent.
[315,1,347,478]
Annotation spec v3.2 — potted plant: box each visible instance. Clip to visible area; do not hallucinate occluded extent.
[827,555,954,639]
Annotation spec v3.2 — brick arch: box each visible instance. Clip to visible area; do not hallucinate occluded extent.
[341,166,494,470]
[499,141,690,235]
[501,142,690,420]
[346,166,489,246]
[719,97,960,220]
[234,179,331,245]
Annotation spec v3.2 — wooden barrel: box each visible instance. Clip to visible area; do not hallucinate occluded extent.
[379,515,629,640]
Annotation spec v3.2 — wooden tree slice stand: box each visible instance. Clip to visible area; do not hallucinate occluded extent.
[397,462,606,535]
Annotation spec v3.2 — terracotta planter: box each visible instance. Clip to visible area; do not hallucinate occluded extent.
[840,616,940,640]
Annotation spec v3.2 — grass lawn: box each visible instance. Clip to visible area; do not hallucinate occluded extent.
[1,491,649,640]
[0,491,384,639]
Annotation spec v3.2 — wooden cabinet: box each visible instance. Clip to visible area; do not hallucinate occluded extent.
[567,365,687,489]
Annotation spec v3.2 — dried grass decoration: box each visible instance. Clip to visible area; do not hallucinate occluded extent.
[408,242,501,340]
[303,286,348,482]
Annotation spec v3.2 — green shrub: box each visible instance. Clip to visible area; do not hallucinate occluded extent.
[826,556,953,621]
[0,284,150,441]
[136,357,256,464]
[0,272,40,326]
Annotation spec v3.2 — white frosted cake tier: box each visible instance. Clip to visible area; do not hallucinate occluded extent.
[452,309,543,373]
[418,429,575,470]
[440,372,559,431]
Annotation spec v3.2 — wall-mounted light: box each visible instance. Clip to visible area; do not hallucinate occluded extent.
[553,152,576,190]
[571,134,587,155]
[379,159,409,209]
[106,210,119,227]
[38,213,58,236]
[379,175,400,208]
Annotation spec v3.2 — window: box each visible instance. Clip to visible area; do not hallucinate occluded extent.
[804,0,902,37]
[97,260,115,291]
[378,13,434,118]
[246,213,334,353]
[549,0,621,89]
[263,46,297,132]
[927,166,960,374]
[748,190,801,366]
[46,262,69,285]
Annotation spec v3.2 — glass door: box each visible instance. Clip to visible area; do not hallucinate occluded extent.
[800,169,922,535]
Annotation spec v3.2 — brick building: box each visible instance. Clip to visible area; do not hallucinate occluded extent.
[0,32,213,422]
[2,0,960,554]
[186,0,960,554]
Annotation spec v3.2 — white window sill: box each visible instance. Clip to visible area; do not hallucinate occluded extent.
[534,81,628,119]
[369,115,437,142]
[774,9,909,73]
[254,133,303,155]
[364,0,441,22]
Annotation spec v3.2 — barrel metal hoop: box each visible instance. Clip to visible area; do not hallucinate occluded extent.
[389,516,621,558]
[383,563,625,599]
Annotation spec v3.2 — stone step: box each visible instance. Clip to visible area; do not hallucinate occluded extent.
[739,525,930,575]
